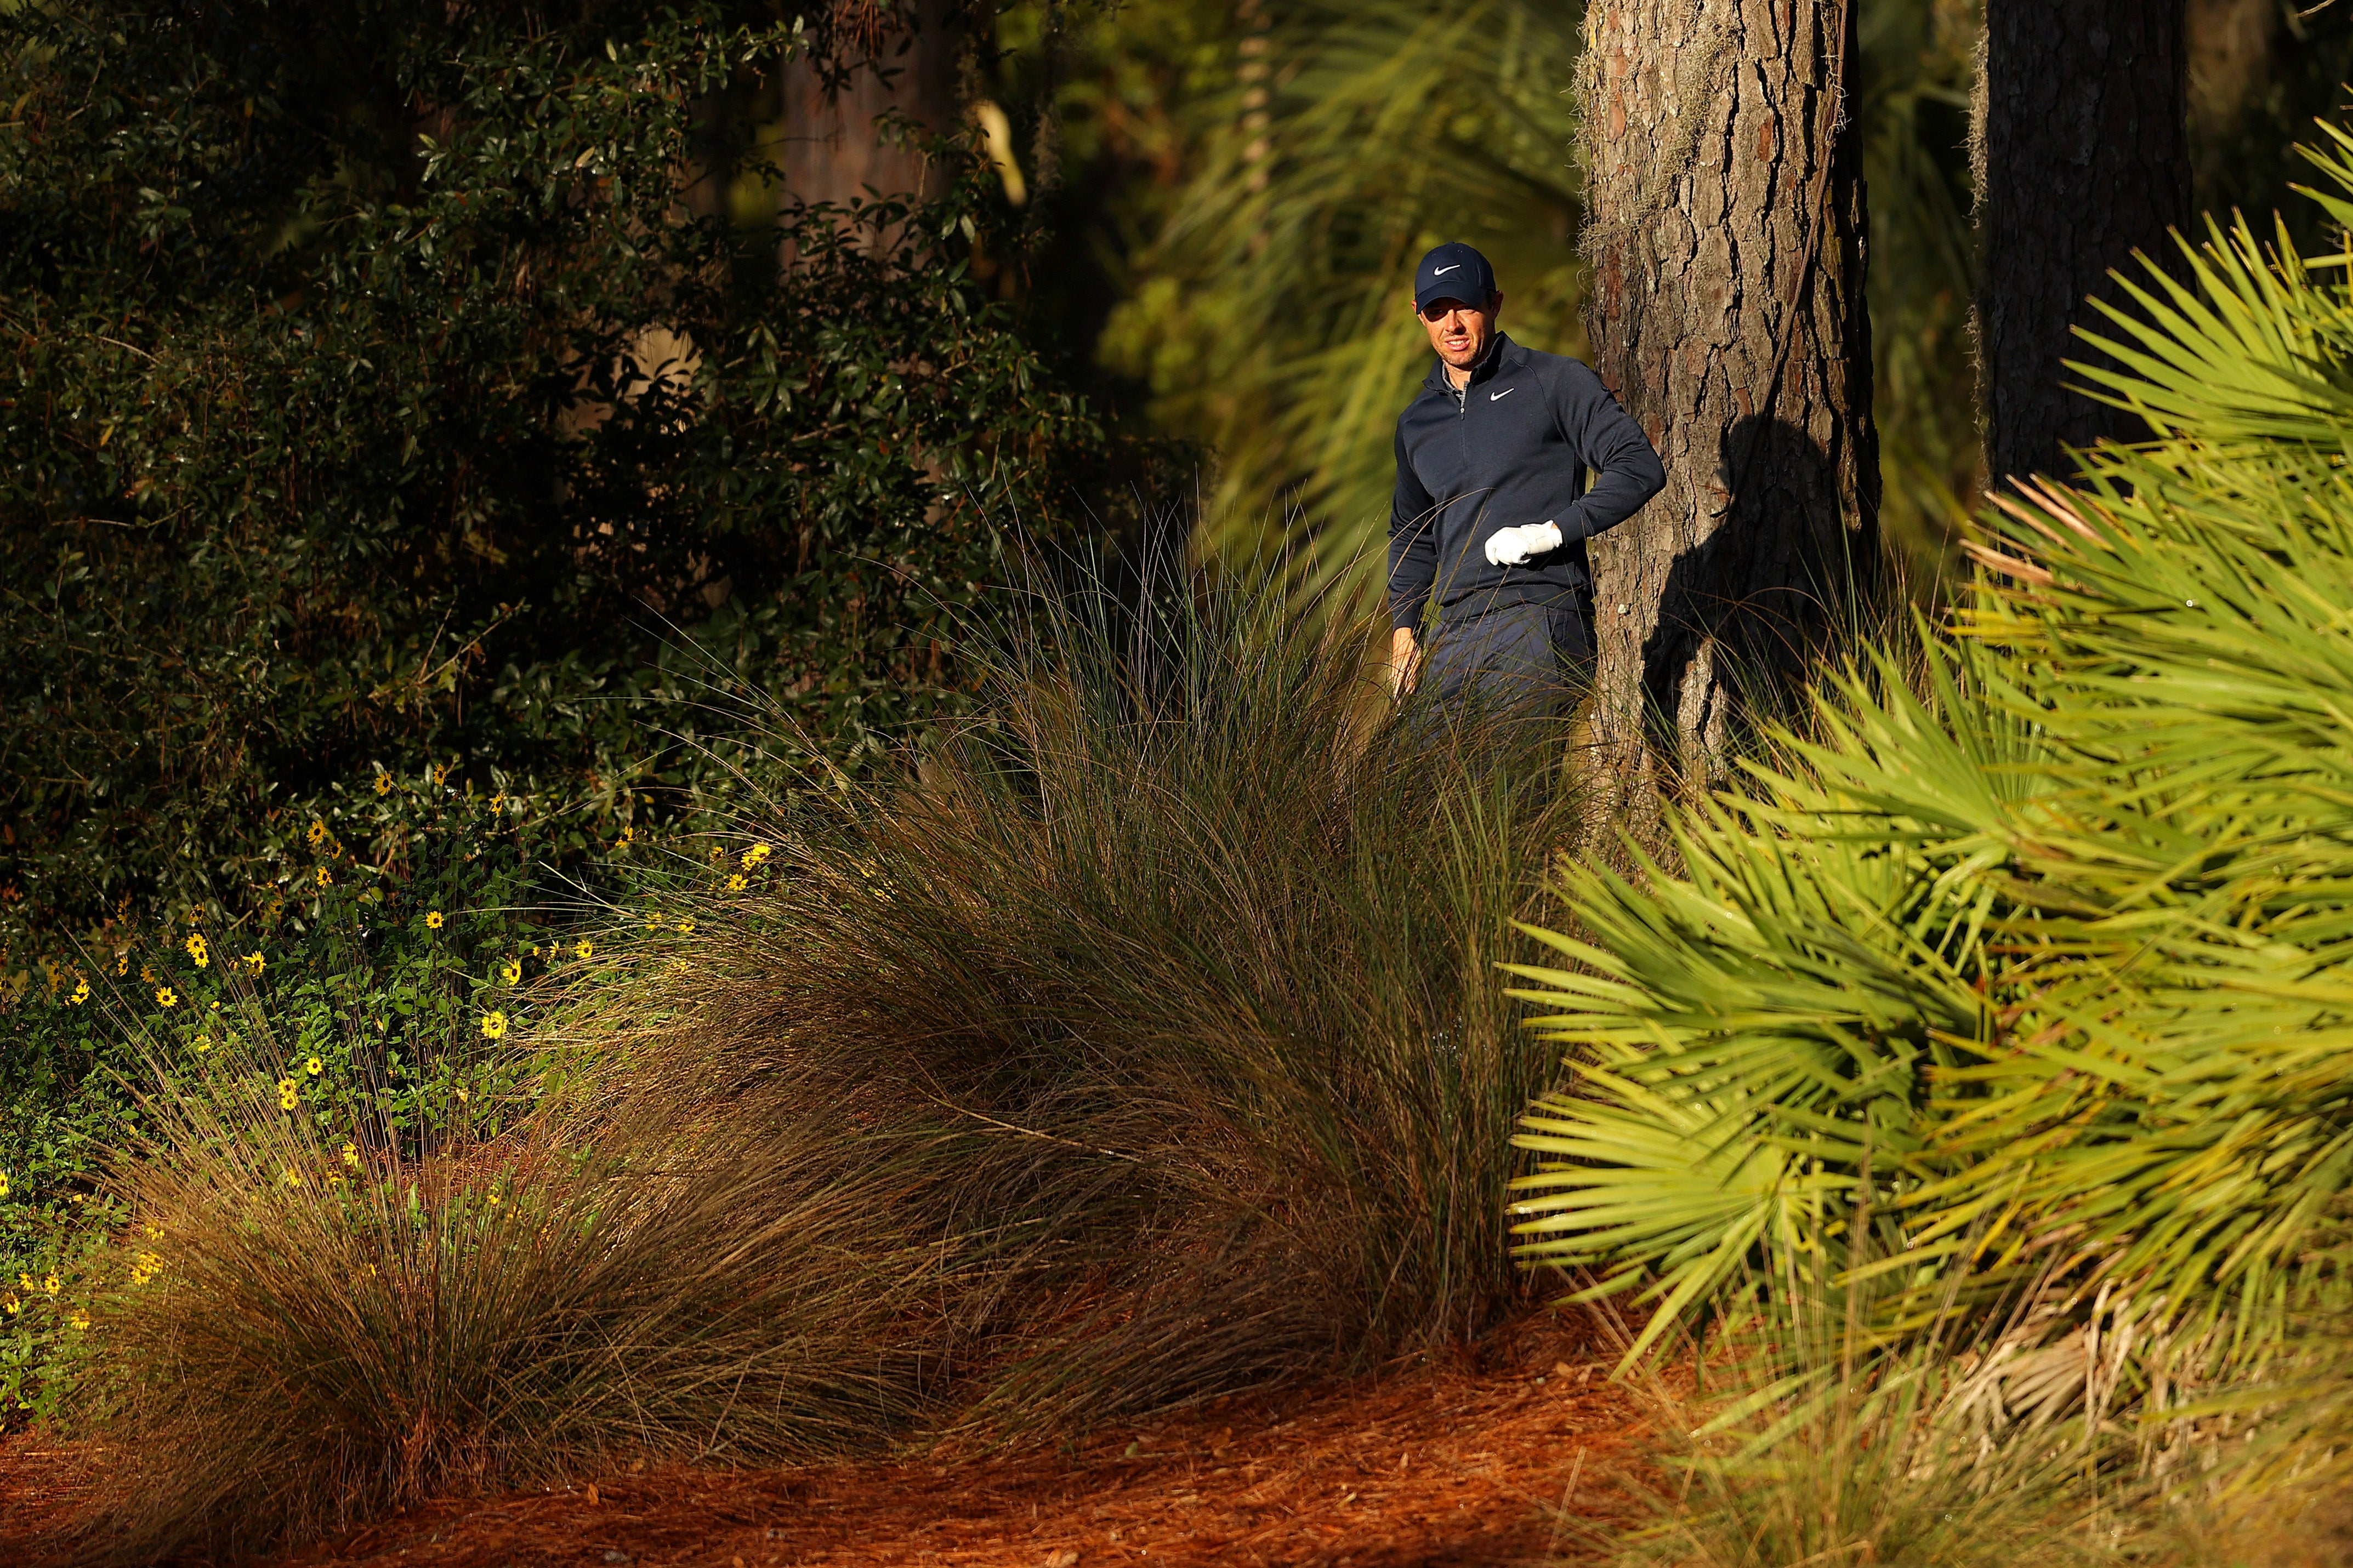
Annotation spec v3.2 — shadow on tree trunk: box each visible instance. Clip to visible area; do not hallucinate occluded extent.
[1638,414,1875,783]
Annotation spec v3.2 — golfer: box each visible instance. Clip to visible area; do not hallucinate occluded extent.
[1388,241,1664,709]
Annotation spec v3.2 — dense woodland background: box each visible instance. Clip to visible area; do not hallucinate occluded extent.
[20,11,2353,1560]
[2,0,2348,938]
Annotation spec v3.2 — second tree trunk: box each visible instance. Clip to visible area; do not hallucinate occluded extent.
[1975,1,2189,488]
[1579,0,1878,779]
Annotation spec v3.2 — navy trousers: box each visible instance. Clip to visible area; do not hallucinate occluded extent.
[1421,600,1592,715]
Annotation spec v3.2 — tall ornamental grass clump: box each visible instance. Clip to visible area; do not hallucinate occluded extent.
[1508,123,2353,1457]
[66,1017,936,1565]
[588,570,1591,1426]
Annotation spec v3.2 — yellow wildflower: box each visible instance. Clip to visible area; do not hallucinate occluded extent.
[305,1056,323,1076]
[143,1223,164,1240]
[307,818,326,845]
[69,1309,89,1331]
[16,1274,31,1293]
[726,874,747,892]
[499,959,522,984]
[155,985,178,1009]
[742,842,771,869]
[282,1168,302,1188]
[373,771,393,796]
[342,1143,360,1168]
[676,918,695,935]
[707,843,726,864]
[246,951,265,974]
[480,1011,509,1041]
[486,1189,501,1206]
[115,952,128,976]
[425,910,444,930]
[194,1033,213,1053]
[185,933,209,967]
[316,865,333,887]
[432,762,449,786]
[573,939,593,961]
[2,1295,16,1316]
[42,1273,59,1296]
[456,1086,469,1103]
[140,963,155,983]
[0,1171,9,1198]
[69,977,89,1005]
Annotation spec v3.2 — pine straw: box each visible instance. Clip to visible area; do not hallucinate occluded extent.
[253,1308,1644,1567]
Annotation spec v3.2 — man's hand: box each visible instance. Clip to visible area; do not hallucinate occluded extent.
[1483,520,1563,567]
[1389,626,1421,697]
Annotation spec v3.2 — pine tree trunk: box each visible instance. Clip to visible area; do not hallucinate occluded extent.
[1578,0,1878,784]
[779,0,963,208]
[1975,2,2189,487]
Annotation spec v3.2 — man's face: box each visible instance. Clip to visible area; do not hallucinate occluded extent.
[1418,292,1502,370]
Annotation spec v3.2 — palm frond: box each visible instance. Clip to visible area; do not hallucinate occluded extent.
[1508,121,2353,1405]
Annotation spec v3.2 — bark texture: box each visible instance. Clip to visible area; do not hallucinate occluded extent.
[1975,2,2189,487]
[780,0,962,207]
[1579,0,1877,779]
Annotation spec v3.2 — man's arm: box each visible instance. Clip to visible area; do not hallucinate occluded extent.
[1551,360,1665,540]
[1389,422,1442,632]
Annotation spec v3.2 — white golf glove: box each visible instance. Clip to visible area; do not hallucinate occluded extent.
[1483,520,1562,567]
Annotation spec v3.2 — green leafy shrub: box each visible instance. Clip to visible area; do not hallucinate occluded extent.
[0,1,1114,932]
[0,763,582,1423]
[1505,130,2353,1419]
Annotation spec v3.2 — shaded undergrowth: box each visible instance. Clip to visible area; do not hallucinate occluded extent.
[65,1022,942,1564]
[60,567,1606,1561]
[596,573,1598,1429]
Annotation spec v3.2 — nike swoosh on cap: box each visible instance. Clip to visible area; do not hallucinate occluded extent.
[1490,388,1514,401]
[1433,264,1460,275]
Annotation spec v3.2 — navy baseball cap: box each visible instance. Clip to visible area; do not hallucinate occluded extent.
[1413,241,1497,312]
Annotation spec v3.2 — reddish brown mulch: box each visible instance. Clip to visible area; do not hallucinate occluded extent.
[0,1310,1647,1567]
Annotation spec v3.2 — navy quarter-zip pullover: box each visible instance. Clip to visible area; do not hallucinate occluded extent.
[1388,333,1665,631]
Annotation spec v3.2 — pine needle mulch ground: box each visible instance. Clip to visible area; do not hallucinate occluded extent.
[0,1309,1647,1567]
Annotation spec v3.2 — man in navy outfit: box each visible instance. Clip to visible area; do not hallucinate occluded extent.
[1388,241,1665,710]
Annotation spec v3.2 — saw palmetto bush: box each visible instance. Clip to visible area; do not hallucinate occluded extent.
[1600,1216,2129,1568]
[67,1018,936,1565]
[1507,126,2353,1435]
[580,562,1589,1428]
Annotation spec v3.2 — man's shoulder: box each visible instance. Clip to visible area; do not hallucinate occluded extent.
[1396,368,1451,425]
[1506,340,1601,386]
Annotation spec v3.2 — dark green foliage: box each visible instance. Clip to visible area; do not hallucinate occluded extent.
[0,766,569,1424]
[0,1,1110,933]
